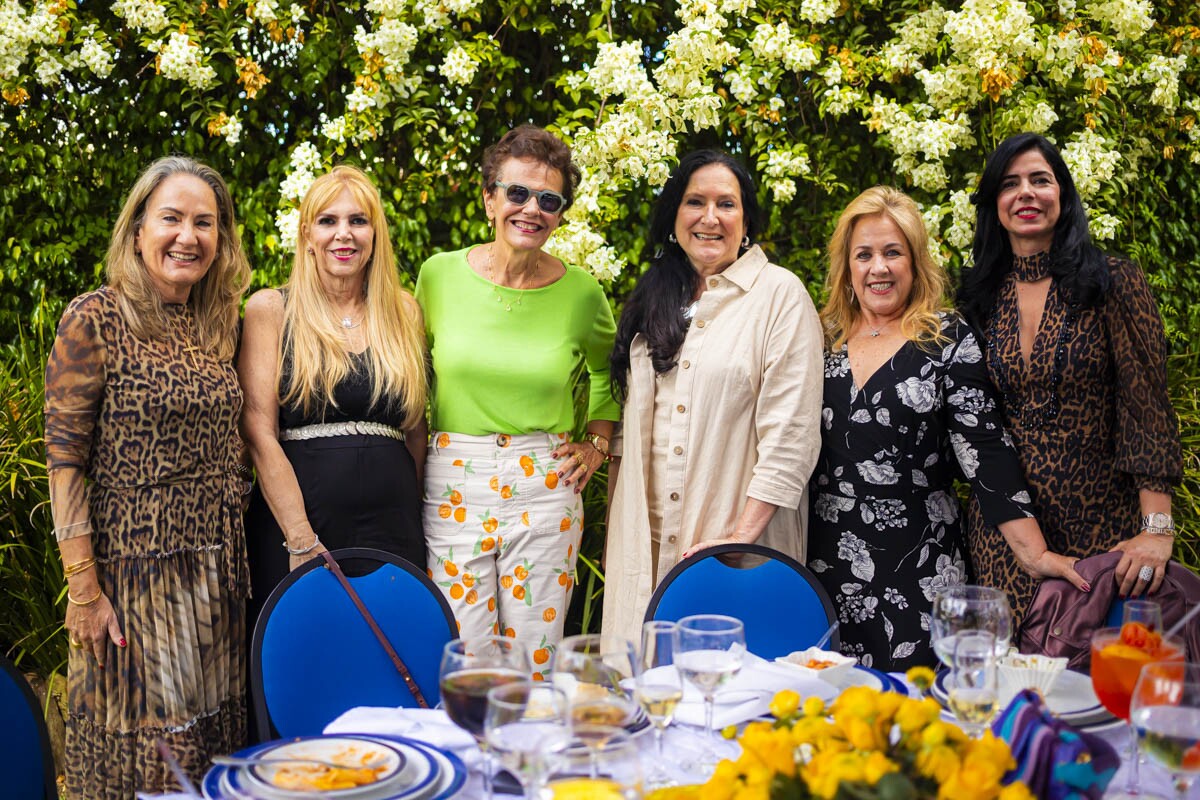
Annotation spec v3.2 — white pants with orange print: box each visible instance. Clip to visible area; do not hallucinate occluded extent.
[423,431,583,675]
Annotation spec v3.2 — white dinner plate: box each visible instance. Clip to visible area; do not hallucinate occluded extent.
[933,669,1116,728]
[244,736,407,798]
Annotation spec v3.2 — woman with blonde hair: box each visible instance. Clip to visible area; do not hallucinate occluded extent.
[806,186,1083,671]
[240,165,428,620]
[45,156,250,796]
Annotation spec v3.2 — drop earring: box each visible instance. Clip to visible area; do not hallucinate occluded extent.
[741,235,750,248]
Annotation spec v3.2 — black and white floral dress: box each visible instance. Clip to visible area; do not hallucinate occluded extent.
[807,313,1036,671]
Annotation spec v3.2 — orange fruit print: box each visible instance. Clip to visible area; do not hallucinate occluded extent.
[437,433,450,448]
[519,455,535,477]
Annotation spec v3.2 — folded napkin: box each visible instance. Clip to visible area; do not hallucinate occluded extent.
[671,654,838,729]
[323,707,482,767]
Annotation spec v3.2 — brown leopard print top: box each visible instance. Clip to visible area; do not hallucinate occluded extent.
[965,253,1182,620]
[45,287,248,799]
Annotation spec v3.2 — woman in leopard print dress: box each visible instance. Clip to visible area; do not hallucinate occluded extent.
[959,133,1182,621]
[44,157,251,798]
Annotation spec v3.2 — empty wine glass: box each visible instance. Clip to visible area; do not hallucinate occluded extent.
[674,614,745,773]
[545,727,642,799]
[930,585,1012,668]
[637,621,683,788]
[1130,662,1200,800]
[485,682,571,800]
[439,636,529,799]
[947,630,998,738]
[551,634,638,779]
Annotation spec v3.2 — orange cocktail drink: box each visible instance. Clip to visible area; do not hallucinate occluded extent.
[1091,623,1185,720]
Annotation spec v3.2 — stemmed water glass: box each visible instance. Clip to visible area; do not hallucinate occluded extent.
[485,682,571,800]
[637,621,684,788]
[674,614,745,773]
[551,634,639,779]
[946,630,999,738]
[439,636,529,799]
[930,585,1012,668]
[1130,662,1200,800]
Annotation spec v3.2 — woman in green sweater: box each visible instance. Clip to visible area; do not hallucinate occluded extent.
[415,125,618,670]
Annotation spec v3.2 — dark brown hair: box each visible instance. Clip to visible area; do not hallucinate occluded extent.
[481,125,581,212]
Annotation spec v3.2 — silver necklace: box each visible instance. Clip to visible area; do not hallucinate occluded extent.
[341,316,361,329]
[486,245,540,312]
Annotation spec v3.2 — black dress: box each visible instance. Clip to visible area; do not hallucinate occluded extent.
[245,347,425,632]
[807,314,1036,671]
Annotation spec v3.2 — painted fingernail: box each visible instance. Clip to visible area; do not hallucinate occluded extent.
[1082,584,1090,592]
[119,638,127,647]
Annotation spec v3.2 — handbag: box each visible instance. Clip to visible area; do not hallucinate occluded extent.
[992,689,1119,800]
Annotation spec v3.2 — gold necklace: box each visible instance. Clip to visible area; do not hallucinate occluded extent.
[485,245,540,312]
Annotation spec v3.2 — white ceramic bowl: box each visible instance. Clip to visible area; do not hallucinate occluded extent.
[775,647,857,682]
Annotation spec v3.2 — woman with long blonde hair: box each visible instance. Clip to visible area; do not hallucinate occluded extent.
[807,186,1082,671]
[240,165,428,631]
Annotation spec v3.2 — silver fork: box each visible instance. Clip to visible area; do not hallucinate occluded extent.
[212,754,388,771]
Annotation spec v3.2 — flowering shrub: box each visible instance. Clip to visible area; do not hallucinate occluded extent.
[653,684,1033,800]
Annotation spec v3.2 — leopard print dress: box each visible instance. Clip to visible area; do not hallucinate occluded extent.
[965,253,1182,621]
[44,287,248,799]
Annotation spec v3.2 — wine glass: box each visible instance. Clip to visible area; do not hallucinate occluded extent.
[947,630,998,738]
[485,682,571,800]
[439,636,529,799]
[1130,662,1200,800]
[545,727,642,799]
[551,634,639,778]
[1090,627,1186,799]
[674,614,745,773]
[930,585,1012,668]
[637,621,683,788]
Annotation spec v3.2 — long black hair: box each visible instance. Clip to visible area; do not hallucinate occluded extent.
[610,150,762,400]
[957,132,1111,330]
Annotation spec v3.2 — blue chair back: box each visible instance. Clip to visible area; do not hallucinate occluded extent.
[645,543,839,660]
[0,653,56,800]
[250,548,457,740]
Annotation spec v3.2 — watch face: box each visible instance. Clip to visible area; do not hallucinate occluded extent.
[1143,512,1174,529]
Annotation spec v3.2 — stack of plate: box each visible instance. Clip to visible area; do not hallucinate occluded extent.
[203,734,467,800]
[932,669,1121,732]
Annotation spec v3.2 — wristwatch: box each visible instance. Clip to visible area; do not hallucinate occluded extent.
[1141,512,1175,536]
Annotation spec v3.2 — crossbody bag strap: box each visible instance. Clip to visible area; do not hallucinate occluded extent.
[320,551,430,708]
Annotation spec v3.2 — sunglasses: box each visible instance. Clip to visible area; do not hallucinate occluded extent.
[494,181,567,214]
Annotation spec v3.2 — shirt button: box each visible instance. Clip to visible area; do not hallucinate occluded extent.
[681,360,690,369]
[676,404,686,413]
[673,446,683,455]
[668,535,677,543]
[708,278,718,288]
[696,320,705,328]
[669,492,680,501]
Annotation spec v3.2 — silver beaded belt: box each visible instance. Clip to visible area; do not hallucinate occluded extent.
[279,421,405,442]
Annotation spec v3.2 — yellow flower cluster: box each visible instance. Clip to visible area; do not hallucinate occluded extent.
[684,681,1034,800]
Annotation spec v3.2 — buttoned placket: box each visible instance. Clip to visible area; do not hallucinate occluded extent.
[654,273,731,572]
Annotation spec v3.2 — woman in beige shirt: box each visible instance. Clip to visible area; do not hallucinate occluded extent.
[601,150,824,645]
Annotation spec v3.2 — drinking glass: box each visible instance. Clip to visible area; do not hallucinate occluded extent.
[637,621,683,788]
[1123,599,1164,632]
[551,634,639,778]
[1130,662,1200,800]
[545,727,642,799]
[439,636,529,799]
[947,630,999,738]
[674,614,745,773]
[1090,627,1186,799]
[485,682,571,800]
[930,585,1012,668]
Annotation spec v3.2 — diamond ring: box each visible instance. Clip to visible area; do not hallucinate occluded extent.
[1138,565,1154,582]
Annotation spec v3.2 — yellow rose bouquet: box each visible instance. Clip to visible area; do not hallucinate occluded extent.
[652,669,1033,800]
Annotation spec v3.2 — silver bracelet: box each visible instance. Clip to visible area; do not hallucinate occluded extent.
[1143,525,1176,537]
[283,535,321,555]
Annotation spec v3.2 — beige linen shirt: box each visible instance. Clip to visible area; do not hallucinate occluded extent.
[601,246,824,645]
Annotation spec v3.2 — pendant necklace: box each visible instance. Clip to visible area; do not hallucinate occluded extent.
[486,245,540,312]
[341,315,362,329]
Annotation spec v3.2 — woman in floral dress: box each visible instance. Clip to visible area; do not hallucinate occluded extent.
[807,186,1084,671]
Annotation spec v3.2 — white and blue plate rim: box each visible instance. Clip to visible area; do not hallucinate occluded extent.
[243,735,408,796]
[368,735,467,800]
[933,669,1109,723]
[203,734,439,800]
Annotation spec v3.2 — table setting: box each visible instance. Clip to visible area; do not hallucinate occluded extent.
[152,592,1199,800]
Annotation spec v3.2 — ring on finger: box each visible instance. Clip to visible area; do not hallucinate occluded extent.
[1138,565,1154,582]
[574,453,584,467]
[69,635,83,649]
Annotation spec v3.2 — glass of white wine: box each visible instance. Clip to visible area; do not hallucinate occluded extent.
[947,630,999,738]
[637,621,683,788]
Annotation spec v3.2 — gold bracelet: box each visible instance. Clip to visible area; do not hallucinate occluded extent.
[63,558,96,578]
[67,586,103,607]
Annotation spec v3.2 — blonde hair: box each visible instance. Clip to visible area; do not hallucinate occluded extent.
[281,165,427,428]
[821,185,949,351]
[106,156,250,361]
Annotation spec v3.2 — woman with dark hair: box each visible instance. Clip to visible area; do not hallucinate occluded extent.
[416,125,618,667]
[601,150,823,645]
[45,156,250,796]
[959,132,1181,619]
